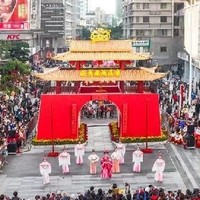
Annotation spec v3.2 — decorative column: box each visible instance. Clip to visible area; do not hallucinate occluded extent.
[75,61,81,93]
[56,81,62,94]
[119,61,125,92]
[137,81,144,93]
[76,61,80,70]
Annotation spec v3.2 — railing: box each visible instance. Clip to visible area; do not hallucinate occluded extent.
[27,112,39,137]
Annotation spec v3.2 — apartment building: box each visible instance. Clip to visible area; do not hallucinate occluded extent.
[178,1,200,90]
[122,0,184,65]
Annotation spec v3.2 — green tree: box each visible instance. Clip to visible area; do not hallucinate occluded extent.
[0,41,12,59]
[109,24,123,40]
[9,41,30,62]
[0,59,31,94]
[81,27,91,40]
[0,41,30,62]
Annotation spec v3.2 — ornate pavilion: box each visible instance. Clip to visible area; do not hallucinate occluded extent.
[34,29,167,141]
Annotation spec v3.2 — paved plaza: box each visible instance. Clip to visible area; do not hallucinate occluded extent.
[0,120,200,199]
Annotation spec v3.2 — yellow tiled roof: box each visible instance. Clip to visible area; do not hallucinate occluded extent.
[34,68,166,81]
[52,40,150,61]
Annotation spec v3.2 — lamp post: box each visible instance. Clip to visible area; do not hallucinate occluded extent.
[187,1,194,106]
[188,54,192,105]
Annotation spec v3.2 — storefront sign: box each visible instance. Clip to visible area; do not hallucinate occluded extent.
[6,34,20,40]
[177,51,189,62]
[0,33,32,40]
[132,40,150,47]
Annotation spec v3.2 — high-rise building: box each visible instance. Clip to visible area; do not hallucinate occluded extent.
[116,0,123,19]
[40,0,66,53]
[40,0,82,54]
[178,1,200,91]
[122,0,184,65]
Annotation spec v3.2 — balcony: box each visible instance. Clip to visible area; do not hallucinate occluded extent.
[129,23,172,29]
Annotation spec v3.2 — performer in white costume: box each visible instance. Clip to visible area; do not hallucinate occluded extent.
[39,157,52,185]
[152,154,165,182]
[58,147,71,174]
[74,141,85,165]
[111,147,121,173]
[116,141,126,164]
[88,149,99,174]
[132,147,143,172]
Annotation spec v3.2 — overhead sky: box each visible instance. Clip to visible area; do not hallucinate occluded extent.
[88,0,116,14]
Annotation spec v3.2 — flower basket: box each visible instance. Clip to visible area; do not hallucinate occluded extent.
[32,123,88,145]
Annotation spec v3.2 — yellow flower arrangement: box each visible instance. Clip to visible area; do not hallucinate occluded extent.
[109,121,168,143]
[32,123,88,145]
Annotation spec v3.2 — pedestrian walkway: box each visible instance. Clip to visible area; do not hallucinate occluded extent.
[29,119,116,154]
[86,126,114,152]
[1,171,186,200]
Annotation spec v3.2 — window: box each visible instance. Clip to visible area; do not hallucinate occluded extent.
[160,16,167,22]
[136,3,140,9]
[161,29,168,36]
[143,16,149,23]
[160,3,167,9]
[160,46,167,52]
[136,16,139,23]
[136,47,140,52]
[174,16,179,26]
[136,30,144,36]
[174,29,179,36]
[143,47,149,53]
[143,3,149,9]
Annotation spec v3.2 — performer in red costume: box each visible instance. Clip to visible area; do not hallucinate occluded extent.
[100,150,112,179]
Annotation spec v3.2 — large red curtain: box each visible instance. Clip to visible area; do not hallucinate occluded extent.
[37,94,161,140]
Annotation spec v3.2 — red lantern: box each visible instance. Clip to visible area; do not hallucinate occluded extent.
[92,60,98,66]
[125,60,131,65]
[97,60,103,65]
[80,61,86,66]
[114,60,120,64]
[69,61,75,65]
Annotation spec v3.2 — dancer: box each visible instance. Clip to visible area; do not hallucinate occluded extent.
[116,140,126,164]
[88,149,99,174]
[152,153,165,182]
[39,157,52,185]
[100,150,112,179]
[132,146,143,172]
[110,147,121,173]
[58,147,71,174]
[74,141,85,165]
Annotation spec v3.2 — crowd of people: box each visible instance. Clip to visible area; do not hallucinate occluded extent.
[1,66,200,199]
[158,73,200,149]
[0,75,41,163]
[1,184,200,200]
[81,101,117,119]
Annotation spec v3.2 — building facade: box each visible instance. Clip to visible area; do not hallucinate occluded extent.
[179,1,200,93]
[0,0,41,56]
[40,0,82,55]
[122,0,184,65]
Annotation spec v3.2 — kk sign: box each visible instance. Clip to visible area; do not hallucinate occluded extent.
[132,40,150,47]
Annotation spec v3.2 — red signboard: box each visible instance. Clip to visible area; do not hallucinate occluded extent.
[0,0,29,30]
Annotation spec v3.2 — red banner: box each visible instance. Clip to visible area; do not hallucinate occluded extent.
[122,104,128,134]
[71,104,77,137]
[0,0,29,30]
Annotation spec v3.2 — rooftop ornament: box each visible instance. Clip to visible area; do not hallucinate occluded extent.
[90,28,111,43]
